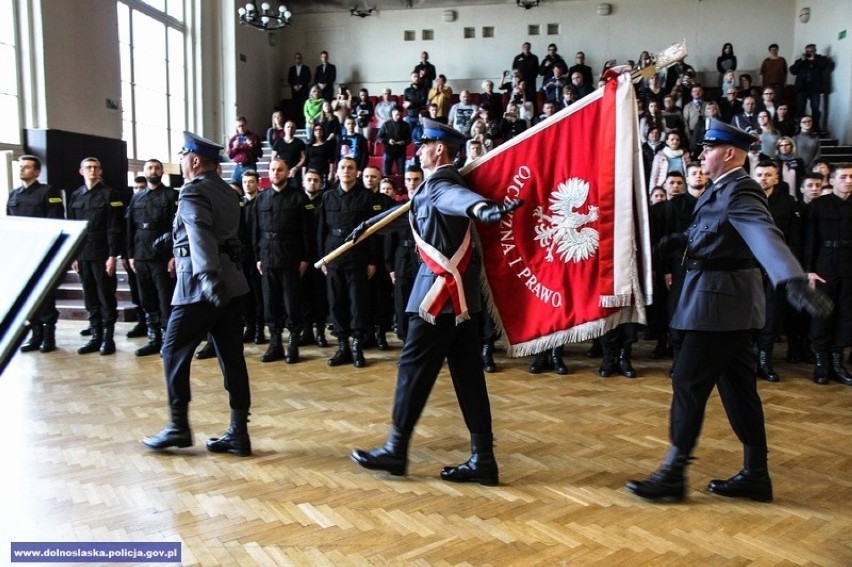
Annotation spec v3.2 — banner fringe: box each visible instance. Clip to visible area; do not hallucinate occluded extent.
[599,294,634,308]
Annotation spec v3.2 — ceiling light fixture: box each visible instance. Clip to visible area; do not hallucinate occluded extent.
[517,0,540,9]
[350,6,375,18]
[237,2,292,31]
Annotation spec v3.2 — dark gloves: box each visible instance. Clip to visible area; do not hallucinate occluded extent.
[152,232,173,255]
[785,278,833,318]
[655,233,688,255]
[473,199,524,224]
[345,220,371,244]
[197,272,226,308]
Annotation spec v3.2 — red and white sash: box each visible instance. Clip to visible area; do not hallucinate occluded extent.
[410,213,473,325]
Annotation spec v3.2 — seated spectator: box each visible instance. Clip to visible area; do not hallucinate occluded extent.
[570,70,592,99]
[793,115,821,168]
[661,95,686,138]
[468,119,493,152]
[718,86,742,123]
[448,90,478,137]
[557,85,577,111]
[649,130,688,189]
[757,111,780,158]
[538,101,557,124]
[773,104,797,136]
[267,110,286,146]
[478,80,504,122]
[374,88,396,128]
[640,100,665,143]
[639,73,666,110]
[731,96,759,134]
[775,136,805,193]
[428,74,453,124]
[758,87,779,118]
[499,103,527,141]
[338,116,369,171]
[689,101,720,159]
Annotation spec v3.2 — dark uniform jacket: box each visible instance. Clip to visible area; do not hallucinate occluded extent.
[318,182,379,269]
[670,168,803,331]
[7,181,65,219]
[171,172,248,306]
[238,196,258,264]
[805,193,852,278]
[253,185,311,269]
[385,214,418,279]
[766,188,804,261]
[126,185,178,261]
[407,166,484,315]
[67,182,126,261]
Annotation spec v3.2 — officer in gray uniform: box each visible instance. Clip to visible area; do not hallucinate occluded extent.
[626,118,832,503]
[143,131,253,457]
[350,118,521,486]
[8,155,65,353]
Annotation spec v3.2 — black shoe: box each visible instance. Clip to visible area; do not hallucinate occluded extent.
[550,347,568,375]
[352,337,366,368]
[40,325,57,353]
[618,348,637,378]
[316,330,329,348]
[707,469,773,502]
[195,342,216,360]
[77,327,103,355]
[260,334,285,363]
[625,447,688,501]
[126,321,148,338]
[529,352,548,374]
[440,433,499,486]
[375,330,389,351]
[135,339,162,357]
[80,326,93,336]
[142,407,193,450]
[585,339,602,358]
[813,352,830,385]
[756,349,780,382]
[298,328,315,347]
[829,351,852,385]
[20,325,44,353]
[285,332,300,364]
[242,326,254,343]
[328,338,353,366]
[351,427,409,476]
[599,358,616,377]
[481,343,497,373]
[206,409,251,456]
[254,325,268,345]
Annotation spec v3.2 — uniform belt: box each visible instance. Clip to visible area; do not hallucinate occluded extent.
[821,240,852,248]
[329,228,347,237]
[174,244,230,257]
[685,258,757,271]
[262,231,294,240]
[400,240,415,248]
[136,222,168,230]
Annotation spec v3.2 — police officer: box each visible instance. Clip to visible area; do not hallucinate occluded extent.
[301,169,329,348]
[317,156,378,367]
[254,157,311,364]
[143,131,252,456]
[126,159,178,356]
[626,118,831,503]
[67,157,127,356]
[8,155,65,353]
[805,163,852,385]
[350,118,522,486]
[239,170,266,345]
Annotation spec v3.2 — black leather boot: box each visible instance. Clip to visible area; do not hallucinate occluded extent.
[298,326,315,347]
[242,324,254,343]
[440,433,499,486]
[20,324,44,353]
[80,325,93,336]
[207,409,252,456]
[285,330,300,364]
[135,327,162,357]
[529,351,548,374]
[625,446,689,501]
[351,426,410,476]
[708,446,773,502]
[253,324,268,345]
[40,324,57,353]
[99,323,116,355]
[315,323,328,347]
[375,327,389,351]
[481,342,497,373]
[651,336,669,359]
[260,332,285,363]
[195,340,216,359]
[328,336,352,366]
[618,346,637,378]
[352,336,366,368]
[550,346,568,375]
[598,348,616,377]
[585,338,602,358]
[813,351,830,385]
[77,325,103,354]
[142,406,193,450]
[756,346,780,382]
[829,351,852,385]
[126,320,148,338]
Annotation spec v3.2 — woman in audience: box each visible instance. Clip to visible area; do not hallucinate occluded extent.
[303,86,324,129]
[467,119,493,153]
[775,136,805,197]
[304,123,336,187]
[716,43,737,87]
[641,126,664,188]
[649,130,688,189]
[773,104,797,137]
[720,69,737,98]
[266,110,286,147]
[379,177,399,201]
[639,100,665,142]
[757,111,780,158]
[318,101,340,143]
[374,89,396,129]
[793,115,821,168]
[331,85,353,131]
[353,88,374,142]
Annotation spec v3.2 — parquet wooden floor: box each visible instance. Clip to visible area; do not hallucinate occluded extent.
[1,321,850,566]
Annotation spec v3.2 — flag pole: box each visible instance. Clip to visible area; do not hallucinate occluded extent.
[313,202,411,269]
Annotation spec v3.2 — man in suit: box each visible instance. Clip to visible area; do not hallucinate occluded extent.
[314,50,337,101]
[287,52,312,127]
[626,118,831,503]
[349,118,521,486]
[143,131,253,457]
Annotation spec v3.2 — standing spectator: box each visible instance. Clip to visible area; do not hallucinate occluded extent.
[338,117,369,172]
[793,115,822,167]
[775,136,806,195]
[303,86,325,129]
[568,51,593,87]
[317,101,340,144]
[305,124,336,186]
[759,44,788,100]
[448,90,478,138]
[428,74,453,124]
[126,158,177,357]
[266,111,286,147]
[805,164,852,385]
[374,88,396,129]
[649,131,689,189]
[720,70,737,99]
[716,43,737,87]
[353,88,374,141]
[789,44,832,132]
[68,157,126,356]
[413,51,436,91]
[378,106,412,176]
[538,43,568,83]
[511,42,540,108]
[641,126,664,188]
[569,71,592,100]
[478,80,503,122]
[287,52,312,126]
[314,50,337,101]
[773,104,797,137]
[640,73,666,110]
[227,116,263,185]
[682,85,707,140]
[271,120,307,188]
[142,131,253,457]
[331,85,353,127]
[403,71,428,140]
[731,96,759,134]
[661,95,686,137]
[640,100,665,142]
[8,155,65,353]
[541,66,568,103]
[757,111,780,158]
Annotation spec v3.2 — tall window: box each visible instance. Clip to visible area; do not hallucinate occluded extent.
[117,0,188,161]
[0,0,21,146]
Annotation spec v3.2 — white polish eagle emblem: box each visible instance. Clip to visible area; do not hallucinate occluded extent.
[533,178,599,263]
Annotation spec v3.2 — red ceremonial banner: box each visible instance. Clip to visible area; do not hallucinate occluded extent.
[463,72,652,356]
